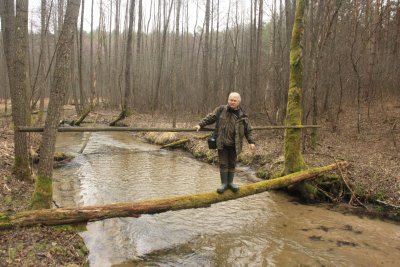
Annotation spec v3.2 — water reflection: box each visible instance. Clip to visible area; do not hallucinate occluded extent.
[53,132,400,267]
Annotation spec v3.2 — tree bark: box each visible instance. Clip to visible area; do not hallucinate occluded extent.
[89,0,95,107]
[151,1,173,114]
[122,0,135,116]
[0,162,349,230]
[0,0,31,180]
[31,0,82,210]
[201,0,211,113]
[78,0,86,114]
[171,0,182,128]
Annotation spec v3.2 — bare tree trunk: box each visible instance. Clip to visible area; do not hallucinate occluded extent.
[107,2,112,105]
[255,0,263,110]
[78,0,85,114]
[201,0,211,113]
[133,0,142,109]
[31,0,81,209]
[123,0,135,115]
[96,0,105,104]
[39,0,49,122]
[171,0,182,128]
[89,0,95,107]
[0,0,31,181]
[151,1,173,115]
[213,0,220,103]
[249,0,257,106]
[350,0,362,134]
[112,0,121,107]
[71,36,80,112]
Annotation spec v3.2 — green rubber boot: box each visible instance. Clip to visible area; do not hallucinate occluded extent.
[217,170,228,194]
[228,171,239,192]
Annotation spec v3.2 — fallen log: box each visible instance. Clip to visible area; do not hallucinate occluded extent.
[0,161,348,230]
[17,125,321,133]
[109,110,128,126]
[161,138,189,149]
[70,108,91,126]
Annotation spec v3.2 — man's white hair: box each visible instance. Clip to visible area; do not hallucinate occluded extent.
[229,92,241,103]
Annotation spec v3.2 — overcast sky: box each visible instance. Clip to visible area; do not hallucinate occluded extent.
[27,0,273,33]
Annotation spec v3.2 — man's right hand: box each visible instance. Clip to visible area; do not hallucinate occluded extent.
[194,125,201,132]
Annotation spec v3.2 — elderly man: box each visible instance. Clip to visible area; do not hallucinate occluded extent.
[195,92,256,193]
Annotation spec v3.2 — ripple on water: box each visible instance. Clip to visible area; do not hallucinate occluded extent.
[53,132,400,267]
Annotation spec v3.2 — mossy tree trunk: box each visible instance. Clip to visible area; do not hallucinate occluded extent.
[31,0,81,210]
[284,0,306,175]
[284,0,320,200]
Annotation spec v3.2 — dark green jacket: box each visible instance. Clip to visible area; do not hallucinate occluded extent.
[199,105,255,154]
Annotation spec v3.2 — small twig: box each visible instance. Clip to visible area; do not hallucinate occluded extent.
[375,200,400,209]
[3,183,11,191]
[314,183,337,203]
[334,157,370,211]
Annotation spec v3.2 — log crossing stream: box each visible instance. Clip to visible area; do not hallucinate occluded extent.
[53,131,399,267]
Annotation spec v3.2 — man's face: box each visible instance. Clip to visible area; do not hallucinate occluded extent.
[228,95,240,109]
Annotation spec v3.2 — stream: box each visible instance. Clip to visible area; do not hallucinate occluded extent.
[53,131,400,267]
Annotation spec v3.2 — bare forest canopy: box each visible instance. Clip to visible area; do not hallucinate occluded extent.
[1,0,399,125]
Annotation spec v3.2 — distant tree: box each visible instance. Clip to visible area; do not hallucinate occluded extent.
[171,0,182,127]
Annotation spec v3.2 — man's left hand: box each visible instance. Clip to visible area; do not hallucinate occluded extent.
[249,144,256,150]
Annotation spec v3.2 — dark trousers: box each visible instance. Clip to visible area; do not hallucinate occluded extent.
[218,146,237,172]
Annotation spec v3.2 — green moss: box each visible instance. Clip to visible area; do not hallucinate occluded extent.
[373,190,385,201]
[30,175,53,209]
[0,213,12,230]
[237,152,253,165]
[54,224,87,233]
[270,169,285,179]
[13,156,31,181]
[8,248,17,261]
[74,241,89,257]
[54,152,66,161]
[284,71,306,173]
[293,182,318,201]
[256,167,269,179]
[374,205,385,213]
[4,195,12,205]
[354,186,366,198]
[204,150,218,163]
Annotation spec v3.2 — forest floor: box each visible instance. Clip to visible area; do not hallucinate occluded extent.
[0,101,399,266]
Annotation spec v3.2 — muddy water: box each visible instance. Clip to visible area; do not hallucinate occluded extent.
[53,132,400,267]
